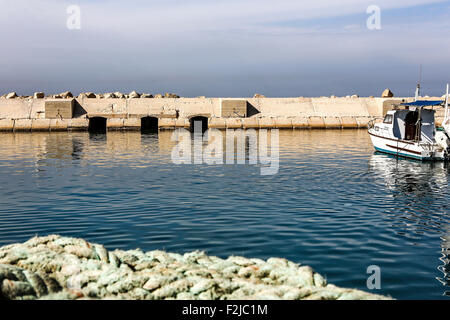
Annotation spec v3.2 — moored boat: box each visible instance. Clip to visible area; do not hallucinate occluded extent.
[368,85,450,161]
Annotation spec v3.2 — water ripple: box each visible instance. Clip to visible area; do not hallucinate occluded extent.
[0,130,449,299]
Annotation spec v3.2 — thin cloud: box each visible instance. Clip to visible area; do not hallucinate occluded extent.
[0,0,448,96]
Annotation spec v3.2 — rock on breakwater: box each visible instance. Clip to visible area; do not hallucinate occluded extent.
[0,235,391,300]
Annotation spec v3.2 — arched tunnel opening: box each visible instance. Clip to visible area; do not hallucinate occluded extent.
[141,116,159,134]
[88,117,107,134]
[190,116,209,133]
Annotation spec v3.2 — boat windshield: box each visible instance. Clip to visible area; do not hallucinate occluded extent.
[383,114,393,124]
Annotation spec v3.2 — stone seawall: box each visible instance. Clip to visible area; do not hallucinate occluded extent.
[0,235,391,300]
[0,96,444,132]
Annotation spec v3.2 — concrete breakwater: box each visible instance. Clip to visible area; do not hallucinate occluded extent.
[0,94,444,132]
[0,235,391,300]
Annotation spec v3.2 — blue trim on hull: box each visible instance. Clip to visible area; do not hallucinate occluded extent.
[374,146,433,161]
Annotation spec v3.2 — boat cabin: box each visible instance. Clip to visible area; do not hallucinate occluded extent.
[378,101,443,143]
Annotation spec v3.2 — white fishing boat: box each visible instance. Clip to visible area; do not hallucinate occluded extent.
[368,84,450,161]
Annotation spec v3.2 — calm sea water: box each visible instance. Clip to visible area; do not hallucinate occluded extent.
[0,130,449,300]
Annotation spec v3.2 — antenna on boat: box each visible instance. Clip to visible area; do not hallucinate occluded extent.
[446,83,449,108]
[415,65,422,101]
[444,83,449,130]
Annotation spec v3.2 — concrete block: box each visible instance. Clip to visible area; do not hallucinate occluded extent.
[291,117,309,129]
[123,118,141,130]
[35,111,46,119]
[128,114,147,119]
[31,119,51,131]
[0,119,14,131]
[355,117,372,128]
[107,118,124,130]
[258,117,274,128]
[274,117,293,129]
[127,99,153,116]
[251,98,312,117]
[109,113,127,119]
[160,109,177,118]
[340,116,358,128]
[45,99,75,119]
[308,116,325,129]
[175,118,190,128]
[221,100,247,117]
[226,118,243,129]
[364,98,384,117]
[311,98,369,117]
[242,118,259,129]
[158,118,176,130]
[323,117,342,128]
[14,119,32,131]
[0,99,32,119]
[30,99,46,119]
[382,99,404,116]
[208,118,227,129]
[84,99,127,117]
[69,118,89,131]
[49,119,69,131]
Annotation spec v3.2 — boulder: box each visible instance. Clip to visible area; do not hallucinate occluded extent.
[351,94,359,98]
[104,93,117,99]
[114,92,125,99]
[33,92,45,99]
[129,91,140,99]
[140,93,154,98]
[253,94,266,98]
[0,235,392,300]
[164,93,180,98]
[381,89,394,98]
[59,91,73,99]
[84,92,96,98]
[154,94,163,98]
[6,92,17,99]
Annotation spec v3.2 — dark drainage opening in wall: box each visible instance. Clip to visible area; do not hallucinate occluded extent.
[88,117,107,134]
[190,116,208,133]
[141,117,158,134]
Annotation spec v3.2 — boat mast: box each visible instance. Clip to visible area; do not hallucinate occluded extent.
[444,83,449,132]
[415,65,422,101]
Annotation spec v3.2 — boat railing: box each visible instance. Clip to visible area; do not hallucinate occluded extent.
[367,117,384,129]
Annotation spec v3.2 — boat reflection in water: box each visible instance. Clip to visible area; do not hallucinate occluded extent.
[368,152,450,296]
[369,151,448,192]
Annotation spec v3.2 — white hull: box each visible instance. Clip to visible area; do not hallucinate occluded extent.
[368,129,446,161]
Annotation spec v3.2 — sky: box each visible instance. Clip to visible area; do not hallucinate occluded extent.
[0,0,449,97]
